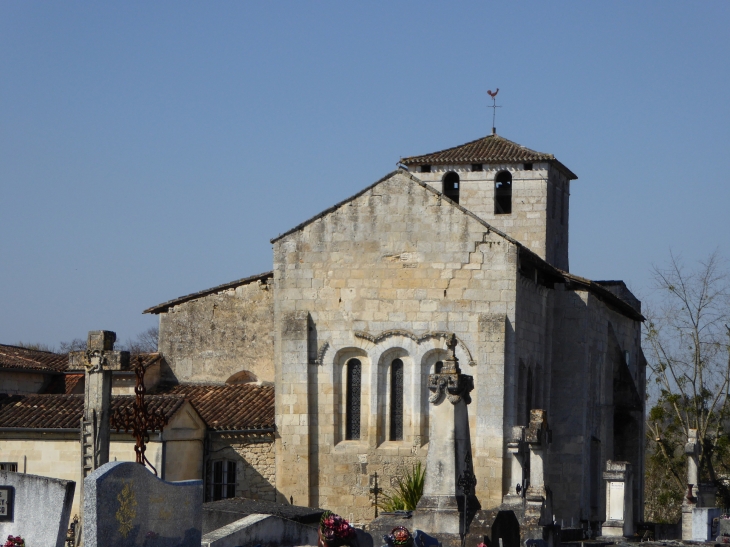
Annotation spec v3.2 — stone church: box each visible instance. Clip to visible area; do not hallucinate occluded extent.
[146,131,646,527]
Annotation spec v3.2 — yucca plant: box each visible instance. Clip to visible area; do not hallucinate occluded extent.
[379,462,425,511]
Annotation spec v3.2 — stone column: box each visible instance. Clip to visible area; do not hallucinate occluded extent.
[602,460,633,537]
[414,334,480,536]
[524,409,550,520]
[681,429,700,539]
[503,426,526,506]
[68,330,129,542]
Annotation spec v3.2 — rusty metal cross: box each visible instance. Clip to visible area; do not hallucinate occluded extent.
[111,355,169,475]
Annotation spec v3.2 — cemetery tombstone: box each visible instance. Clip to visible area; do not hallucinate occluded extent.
[0,470,75,547]
[601,460,633,537]
[83,461,202,547]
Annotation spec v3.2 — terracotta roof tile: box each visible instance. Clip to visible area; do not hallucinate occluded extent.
[0,394,184,430]
[153,383,274,431]
[0,345,67,373]
[401,134,577,180]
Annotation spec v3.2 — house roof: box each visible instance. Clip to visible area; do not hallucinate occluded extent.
[400,134,577,180]
[143,271,273,315]
[0,394,185,430]
[0,344,67,373]
[152,383,275,431]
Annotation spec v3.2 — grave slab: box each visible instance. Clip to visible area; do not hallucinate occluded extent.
[83,461,202,547]
[0,470,75,547]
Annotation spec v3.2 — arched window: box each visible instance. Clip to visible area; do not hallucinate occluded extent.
[494,171,512,214]
[345,359,361,440]
[443,172,460,204]
[390,359,404,441]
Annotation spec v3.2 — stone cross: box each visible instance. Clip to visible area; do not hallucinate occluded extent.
[68,331,130,495]
[524,409,550,519]
[685,428,700,503]
[414,333,480,535]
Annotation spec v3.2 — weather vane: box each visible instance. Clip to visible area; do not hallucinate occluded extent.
[487,88,500,135]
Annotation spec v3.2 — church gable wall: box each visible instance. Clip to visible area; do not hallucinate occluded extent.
[415,164,570,270]
[158,278,274,384]
[273,172,519,521]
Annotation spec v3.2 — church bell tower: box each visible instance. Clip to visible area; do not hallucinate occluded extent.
[401,133,577,271]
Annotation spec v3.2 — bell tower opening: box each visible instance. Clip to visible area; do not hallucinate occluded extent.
[443,171,460,204]
[495,171,512,214]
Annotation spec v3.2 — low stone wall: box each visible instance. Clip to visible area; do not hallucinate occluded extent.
[201,513,318,547]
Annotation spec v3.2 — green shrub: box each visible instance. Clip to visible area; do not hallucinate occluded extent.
[379,462,425,511]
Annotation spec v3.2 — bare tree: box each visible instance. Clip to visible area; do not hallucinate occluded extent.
[644,251,730,514]
[58,338,87,353]
[122,326,159,355]
[13,341,55,352]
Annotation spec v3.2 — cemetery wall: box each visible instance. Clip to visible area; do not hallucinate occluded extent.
[209,432,276,501]
[158,276,274,384]
[274,171,520,521]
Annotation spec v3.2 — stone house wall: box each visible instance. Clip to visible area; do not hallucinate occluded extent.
[158,277,274,384]
[273,171,521,522]
[208,433,276,502]
[0,371,50,395]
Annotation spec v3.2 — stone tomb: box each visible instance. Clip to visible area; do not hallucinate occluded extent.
[83,461,202,547]
[0,470,75,547]
[601,461,633,538]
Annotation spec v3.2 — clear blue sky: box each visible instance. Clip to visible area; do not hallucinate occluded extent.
[2,2,729,348]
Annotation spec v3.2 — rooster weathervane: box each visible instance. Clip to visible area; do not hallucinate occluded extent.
[488,88,500,134]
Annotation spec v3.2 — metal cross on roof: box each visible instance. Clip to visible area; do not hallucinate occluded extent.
[487,88,501,135]
[111,355,169,475]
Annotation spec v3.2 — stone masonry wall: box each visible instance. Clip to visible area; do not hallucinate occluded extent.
[209,433,276,502]
[158,277,274,384]
[547,286,644,525]
[274,171,520,522]
[413,163,570,271]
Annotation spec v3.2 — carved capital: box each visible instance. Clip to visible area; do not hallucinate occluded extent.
[428,372,474,405]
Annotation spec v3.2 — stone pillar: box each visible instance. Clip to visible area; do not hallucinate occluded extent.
[503,426,526,506]
[414,334,480,536]
[524,409,550,520]
[274,311,310,506]
[682,429,700,539]
[602,460,633,537]
[68,330,129,541]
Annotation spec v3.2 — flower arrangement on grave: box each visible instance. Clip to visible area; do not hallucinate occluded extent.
[3,536,24,547]
[318,510,355,547]
[384,526,413,547]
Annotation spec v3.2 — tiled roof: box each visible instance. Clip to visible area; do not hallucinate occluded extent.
[144,272,273,315]
[153,383,275,431]
[400,134,577,180]
[0,394,185,430]
[0,344,67,373]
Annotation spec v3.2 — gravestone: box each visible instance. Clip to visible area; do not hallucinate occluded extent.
[601,460,632,537]
[83,461,202,547]
[0,470,75,547]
